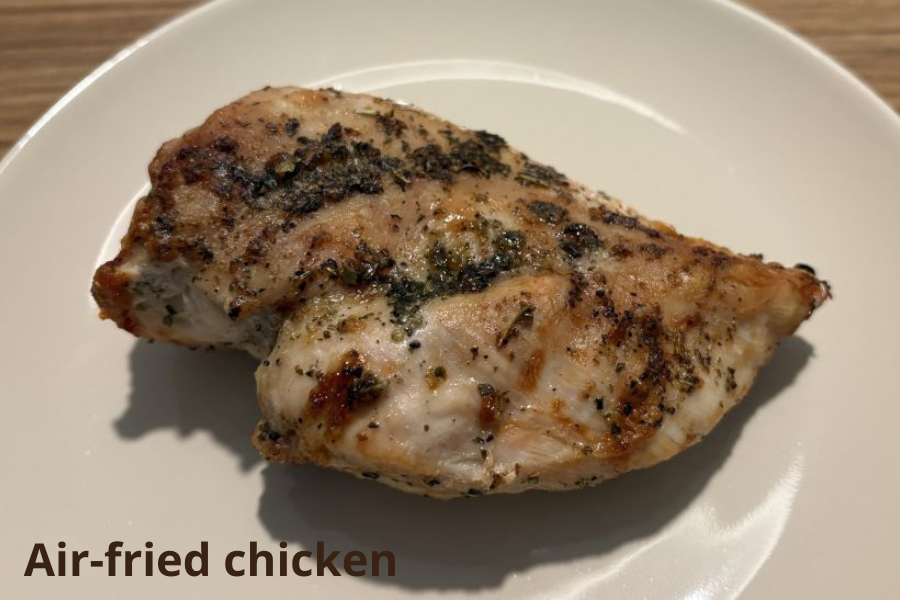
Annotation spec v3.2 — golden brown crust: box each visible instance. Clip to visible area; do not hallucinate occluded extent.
[91,260,136,333]
[93,87,828,338]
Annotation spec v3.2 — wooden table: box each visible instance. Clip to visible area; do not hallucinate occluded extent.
[2,0,899,156]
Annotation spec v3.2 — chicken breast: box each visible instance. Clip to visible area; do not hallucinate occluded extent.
[92,87,829,498]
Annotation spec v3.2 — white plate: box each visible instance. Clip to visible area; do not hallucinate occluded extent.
[2,0,898,598]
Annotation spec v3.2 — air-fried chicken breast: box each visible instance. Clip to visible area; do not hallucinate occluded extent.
[92,87,829,498]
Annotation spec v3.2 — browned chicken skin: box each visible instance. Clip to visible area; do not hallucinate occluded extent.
[93,87,828,498]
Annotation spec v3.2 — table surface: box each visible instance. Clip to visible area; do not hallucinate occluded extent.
[1,0,899,156]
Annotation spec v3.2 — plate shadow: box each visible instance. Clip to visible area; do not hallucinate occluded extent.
[119,336,813,591]
[117,342,262,470]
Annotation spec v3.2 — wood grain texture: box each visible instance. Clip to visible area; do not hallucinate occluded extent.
[0,0,197,154]
[746,0,900,108]
[1,0,899,156]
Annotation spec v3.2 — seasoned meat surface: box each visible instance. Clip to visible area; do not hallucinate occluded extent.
[93,87,829,498]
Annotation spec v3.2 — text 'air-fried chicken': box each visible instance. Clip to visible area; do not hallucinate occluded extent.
[93,87,829,498]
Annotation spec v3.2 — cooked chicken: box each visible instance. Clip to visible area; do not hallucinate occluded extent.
[93,87,829,498]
